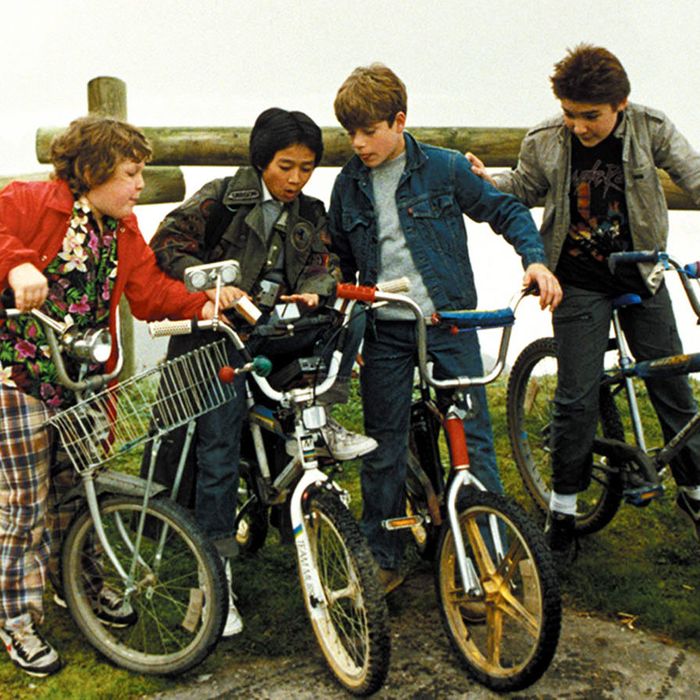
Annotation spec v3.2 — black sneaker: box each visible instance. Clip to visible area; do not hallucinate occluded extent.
[0,620,62,677]
[54,587,137,628]
[676,491,700,541]
[544,510,577,561]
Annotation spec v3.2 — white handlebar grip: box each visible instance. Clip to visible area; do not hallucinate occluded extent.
[149,319,195,337]
[377,277,411,294]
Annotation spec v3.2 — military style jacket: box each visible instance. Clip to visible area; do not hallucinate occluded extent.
[150,167,337,302]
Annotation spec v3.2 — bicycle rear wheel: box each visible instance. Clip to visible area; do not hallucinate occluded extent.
[435,489,561,692]
[61,495,226,675]
[299,488,390,696]
[506,337,624,534]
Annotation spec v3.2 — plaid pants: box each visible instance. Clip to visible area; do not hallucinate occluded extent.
[0,386,79,627]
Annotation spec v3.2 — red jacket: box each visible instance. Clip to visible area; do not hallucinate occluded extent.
[0,179,207,368]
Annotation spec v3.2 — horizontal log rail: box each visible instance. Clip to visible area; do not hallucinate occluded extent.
[35,125,697,210]
[0,166,185,204]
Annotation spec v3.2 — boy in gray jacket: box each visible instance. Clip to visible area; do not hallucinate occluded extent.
[470,44,700,557]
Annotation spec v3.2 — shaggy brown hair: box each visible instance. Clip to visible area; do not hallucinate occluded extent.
[50,115,152,195]
[334,63,407,131]
[550,44,630,107]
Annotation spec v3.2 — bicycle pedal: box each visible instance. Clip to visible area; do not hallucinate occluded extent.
[623,483,664,506]
[382,515,425,531]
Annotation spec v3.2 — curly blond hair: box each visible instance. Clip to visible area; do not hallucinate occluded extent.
[50,115,152,195]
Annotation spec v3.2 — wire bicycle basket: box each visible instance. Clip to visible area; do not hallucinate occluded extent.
[48,339,235,475]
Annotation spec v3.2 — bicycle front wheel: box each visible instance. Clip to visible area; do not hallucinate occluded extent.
[61,495,226,675]
[299,489,390,696]
[435,489,561,692]
[506,337,624,534]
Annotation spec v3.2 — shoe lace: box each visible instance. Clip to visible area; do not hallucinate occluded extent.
[325,417,351,439]
[13,623,49,659]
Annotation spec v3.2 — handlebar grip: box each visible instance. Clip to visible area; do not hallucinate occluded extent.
[377,277,411,294]
[608,249,660,273]
[336,277,412,302]
[683,262,700,279]
[336,283,379,302]
[148,319,198,338]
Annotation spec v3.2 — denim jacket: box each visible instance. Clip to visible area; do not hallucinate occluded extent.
[493,103,700,292]
[328,132,547,310]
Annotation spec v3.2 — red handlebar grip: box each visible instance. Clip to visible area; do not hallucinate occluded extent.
[445,415,470,468]
[336,283,377,303]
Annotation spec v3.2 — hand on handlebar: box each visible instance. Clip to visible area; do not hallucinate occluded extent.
[523,263,562,311]
[279,293,320,308]
[7,263,49,312]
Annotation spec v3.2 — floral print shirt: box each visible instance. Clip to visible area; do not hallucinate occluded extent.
[0,198,117,407]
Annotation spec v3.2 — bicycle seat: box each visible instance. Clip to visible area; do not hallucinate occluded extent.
[611,293,642,309]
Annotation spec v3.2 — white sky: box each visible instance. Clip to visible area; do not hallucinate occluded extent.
[3,0,700,168]
[3,0,700,365]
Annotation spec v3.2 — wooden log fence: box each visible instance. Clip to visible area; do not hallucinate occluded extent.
[36,124,697,211]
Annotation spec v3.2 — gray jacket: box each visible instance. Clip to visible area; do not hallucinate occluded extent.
[493,102,700,292]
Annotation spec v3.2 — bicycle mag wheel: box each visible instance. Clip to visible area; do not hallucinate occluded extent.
[61,495,226,675]
[435,490,561,692]
[299,489,390,696]
[506,337,624,534]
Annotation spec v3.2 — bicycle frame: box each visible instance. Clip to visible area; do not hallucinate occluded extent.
[150,276,363,617]
[604,251,700,484]
[338,283,531,592]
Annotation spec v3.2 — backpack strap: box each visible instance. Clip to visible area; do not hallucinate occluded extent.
[203,176,238,255]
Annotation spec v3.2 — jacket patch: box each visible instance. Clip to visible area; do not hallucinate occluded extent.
[290,221,313,251]
[228,188,260,202]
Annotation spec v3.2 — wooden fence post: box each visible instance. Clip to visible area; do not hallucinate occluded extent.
[87,77,135,378]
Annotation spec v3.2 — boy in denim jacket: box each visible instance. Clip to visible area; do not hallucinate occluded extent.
[328,63,561,591]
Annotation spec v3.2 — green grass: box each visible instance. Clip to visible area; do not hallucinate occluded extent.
[3,376,700,697]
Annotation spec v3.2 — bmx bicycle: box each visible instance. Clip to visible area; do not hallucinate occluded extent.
[351,283,562,692]
[148,261,394,696]
[507,250,700,534]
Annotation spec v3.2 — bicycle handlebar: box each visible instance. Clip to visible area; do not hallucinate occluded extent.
[0,292,124,394]
[608,250,700,321]
[335,283,531,391]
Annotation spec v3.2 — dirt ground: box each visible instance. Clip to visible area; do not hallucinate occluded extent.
[151,567,700,700]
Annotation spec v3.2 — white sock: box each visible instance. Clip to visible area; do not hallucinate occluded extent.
[549,491,577,516]
[679,485,700,500]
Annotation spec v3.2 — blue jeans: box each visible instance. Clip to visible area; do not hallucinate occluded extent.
[359,319,503,570]
[551,283,700,494]
[194,308,367,551]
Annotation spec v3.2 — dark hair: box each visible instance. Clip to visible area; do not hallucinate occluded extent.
[50,115,152,195]
[249,108,324,171]
[334,63,407,131]
[550,44,630,106]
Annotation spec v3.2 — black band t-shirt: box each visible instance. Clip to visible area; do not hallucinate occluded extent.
[555,129,648,296]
